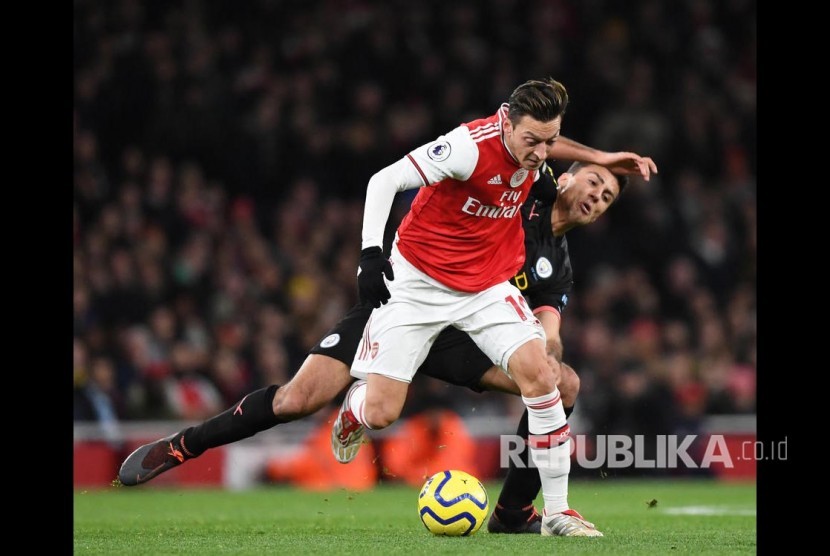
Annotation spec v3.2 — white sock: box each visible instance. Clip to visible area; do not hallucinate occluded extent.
[523,389,571,515]
[346,379,374,429]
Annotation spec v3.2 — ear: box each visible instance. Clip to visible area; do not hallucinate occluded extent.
[557,173,574,193]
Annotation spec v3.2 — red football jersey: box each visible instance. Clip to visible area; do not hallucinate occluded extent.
[396,105,538,292]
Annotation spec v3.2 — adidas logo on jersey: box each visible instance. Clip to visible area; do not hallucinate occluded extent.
[487,175,503,185]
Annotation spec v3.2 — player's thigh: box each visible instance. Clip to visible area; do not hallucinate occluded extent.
[352,264,451,382]
[459,281,546,373]
[504,338,555,395]
[274,354,353,418]
[352,316,441,382]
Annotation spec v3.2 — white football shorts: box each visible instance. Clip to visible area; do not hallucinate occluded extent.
[350,244,545,383]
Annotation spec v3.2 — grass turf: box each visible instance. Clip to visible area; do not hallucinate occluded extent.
[74,479,755,554]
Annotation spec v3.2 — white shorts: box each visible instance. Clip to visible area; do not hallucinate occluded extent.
[351,244,546,383]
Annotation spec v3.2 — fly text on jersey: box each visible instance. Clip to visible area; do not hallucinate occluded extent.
[460,190,522,219]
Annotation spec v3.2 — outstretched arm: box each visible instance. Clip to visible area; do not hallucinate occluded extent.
[537,310,563,363]
[549,136,658,181]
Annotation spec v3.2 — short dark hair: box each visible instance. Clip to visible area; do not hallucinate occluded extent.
[566,161,629,197]
[507,78,569,125]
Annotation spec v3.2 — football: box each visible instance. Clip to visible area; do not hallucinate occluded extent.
[417,469,489,536]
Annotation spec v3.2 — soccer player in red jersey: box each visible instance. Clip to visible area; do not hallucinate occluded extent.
[118,77,657,536]
[335,78,652,536]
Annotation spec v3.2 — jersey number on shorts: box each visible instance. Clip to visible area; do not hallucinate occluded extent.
[505,294,529,321]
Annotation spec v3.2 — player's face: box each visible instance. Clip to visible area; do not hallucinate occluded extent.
[504,115,562,171]
[559,164,620,226]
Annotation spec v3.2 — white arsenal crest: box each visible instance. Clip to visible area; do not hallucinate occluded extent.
[510,168,528,188]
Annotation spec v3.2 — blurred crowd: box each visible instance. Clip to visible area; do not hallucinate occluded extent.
[73,0,756,443]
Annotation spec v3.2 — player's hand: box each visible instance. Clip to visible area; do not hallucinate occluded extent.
[358,247,394,308]
[596,152,659,181]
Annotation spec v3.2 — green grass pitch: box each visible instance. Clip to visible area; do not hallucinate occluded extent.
[74,479,755,554]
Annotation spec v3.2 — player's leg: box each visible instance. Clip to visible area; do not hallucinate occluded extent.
[419,325,585,533]
[458,287,565,522]
[332,247,451,463]
[502,341,598,536]
[488,409,543,533]
[186,354,353,454]
[280,302,376,419]
[464,285,601,536]
[272,355,353,419]
[119,304,371,486]
[118,354,353,486]
[467,366,546,534]
[505,343,601,536]
[481,363,580,533]
[416,328,541,533]
[331,372,411,463]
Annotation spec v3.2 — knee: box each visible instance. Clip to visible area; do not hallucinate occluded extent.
[509,348,557,397]
[272,387,319,420]
[525,365,557,395]
[558,363,580,407]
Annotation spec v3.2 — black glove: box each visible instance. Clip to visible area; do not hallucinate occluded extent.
[358,246,394,308]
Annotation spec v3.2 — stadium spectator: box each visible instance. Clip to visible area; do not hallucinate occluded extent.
[73,346,124,448]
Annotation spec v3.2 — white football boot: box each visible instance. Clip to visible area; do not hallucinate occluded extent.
[331,379,367,463]
[541,509,604,537]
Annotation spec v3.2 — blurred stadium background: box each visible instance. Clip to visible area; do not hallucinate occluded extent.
[73,0,756,490]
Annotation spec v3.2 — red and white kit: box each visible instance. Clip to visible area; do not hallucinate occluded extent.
[353,104,545,382]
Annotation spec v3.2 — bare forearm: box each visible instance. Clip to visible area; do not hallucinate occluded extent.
[548,136,603,164]
[547,337,564,363]
[538,311,564,363]
[549,137,659,181]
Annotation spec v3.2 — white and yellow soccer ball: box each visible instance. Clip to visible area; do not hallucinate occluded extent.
[417,469,489,536]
